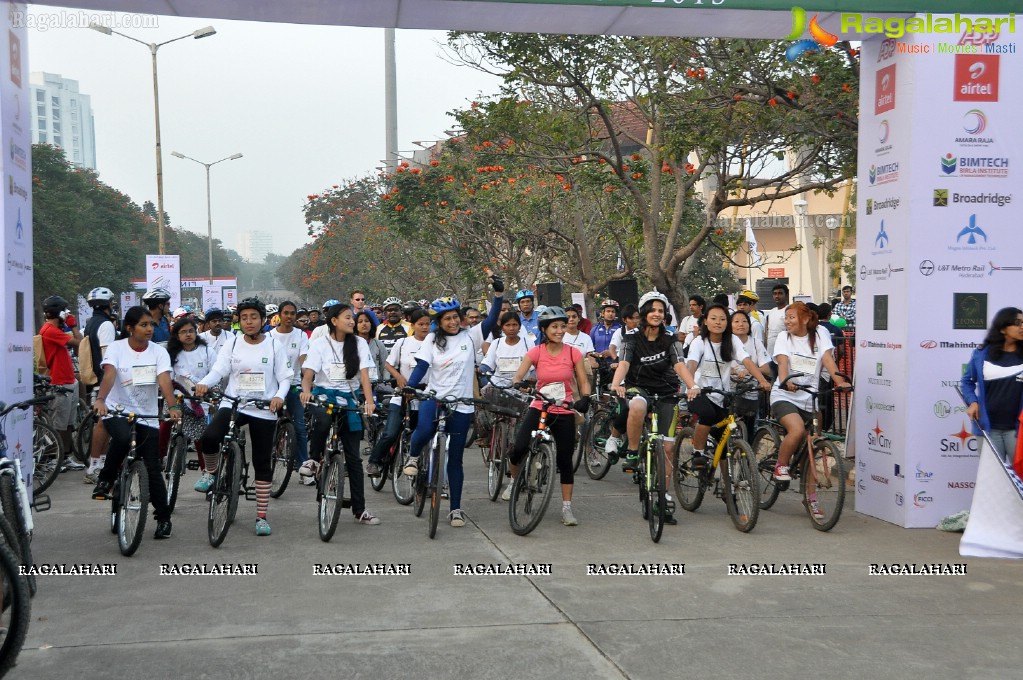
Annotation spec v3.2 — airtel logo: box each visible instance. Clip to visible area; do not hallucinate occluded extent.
[920,340,938,349]
[969,62,986,79]
[881,73,891,90]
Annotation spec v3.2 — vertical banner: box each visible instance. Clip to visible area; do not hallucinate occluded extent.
[1,2,33,487]
[222,287,237,309]
[76,294,92,326]
[121,291,138,311]
[202,286,221,312]
[570,292,587,319]
[145,254,181,309]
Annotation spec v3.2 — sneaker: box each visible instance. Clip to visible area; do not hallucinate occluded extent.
[807,499,825,520]
[299,460,319,478]
[193,471,215,493]
[255,518,272,536]
[91,480,113,500]
[366,462,383,477]
[773,464,792,482]
[501,484,512,501]
[403,457,419,477]
[154,520,172,539]
[561,506,579,526]
[301,475,317,486]
[604,435,623,455]
[622,450,639,473]
[449,509,466,527]
[355,510,381,525]
[441,482,449,499]
[83,469,99,485]
[62,458,86,472]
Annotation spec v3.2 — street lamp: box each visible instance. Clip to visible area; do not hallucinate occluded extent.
[825,215,840,295]
[170,151,243,282]
[792,199,808,297]
[89,22,217,255]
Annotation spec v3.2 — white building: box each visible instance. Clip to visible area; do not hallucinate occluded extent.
[29,72,97,169]
[240,230,273,263]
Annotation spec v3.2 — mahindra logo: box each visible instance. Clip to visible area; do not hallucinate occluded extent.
[920,340,938,349]
[969,62,986,79]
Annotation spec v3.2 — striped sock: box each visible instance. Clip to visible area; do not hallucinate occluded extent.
[205,452,221,477]
[255,480,271,519]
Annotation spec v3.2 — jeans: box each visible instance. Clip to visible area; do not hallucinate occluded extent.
[409,401,472,510]
[369,402,402,466]
[285,388,309,465]
[985,428,1018,465]
[307,403,367,517]
[99,419,170,523]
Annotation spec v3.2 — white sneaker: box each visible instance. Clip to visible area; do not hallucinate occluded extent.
[299,460,319,478]
[501,484,512,502]
[604,435,623,455]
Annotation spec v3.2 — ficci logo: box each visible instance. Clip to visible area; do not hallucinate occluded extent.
[785,7,839,62]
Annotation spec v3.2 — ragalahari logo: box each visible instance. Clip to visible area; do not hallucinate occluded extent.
[785,7,839,62]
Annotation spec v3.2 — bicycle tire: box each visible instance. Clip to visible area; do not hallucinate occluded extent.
[413,457,427,518]
[673,427,706,512]
[32,421,63,494]
[648,439,665,543]
[509,441,555,536]
[392,431,415,506]
[0,483,34,597]
[0,541,31,676]
[370,432,388,492]
[165,434,187,514]
[71,398,92,463]
[270,420,296,498]
[572,414,589,473]
[318,454,344,542]
[723,438,760,533]
[584,409,614,480]
[752,426,782,510]
[487,419,507,502]
[118,460,149,556]
[428,436,446,539]
[802,440,845,532]
[208,442,240,548]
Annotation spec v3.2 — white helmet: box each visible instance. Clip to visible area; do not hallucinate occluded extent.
[87,286,115,308]
[638,290,670,310]
[265,303,279,315]
[382,296,402,309]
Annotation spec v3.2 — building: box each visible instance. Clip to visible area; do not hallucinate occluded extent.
[29,72,97,169]
[240,230,273,263]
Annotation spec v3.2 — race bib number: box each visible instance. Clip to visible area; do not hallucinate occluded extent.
[700,359,723,381]
[131,364,157,386]
[539,381,566,402]
[239,372,266,394]
[790,353,817,377]
[497,357,519,373]
[328,363,346,382]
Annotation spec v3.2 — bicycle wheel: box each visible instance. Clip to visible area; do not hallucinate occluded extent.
[723,438,760,533]
[370,431,388,492]
[428,437,446,539]
[752,426,782,510]
[572,414,589,473]
[487,420,507,502]
[413,457,427,518]
[673,427,706,512]
[208,442,240,548]
[165,434,187,514]
[32,421,63,494]
[0,482,33,596]
[270,420,296,498]
[318,454,344,542]
[71,398,92,463]
[648,440,665,543]
[584,409,614,480]
[391,431,415,506]
[509,441,555,536]
[802,440,845,531]
[118,460,149,556]
[0,541,31,677]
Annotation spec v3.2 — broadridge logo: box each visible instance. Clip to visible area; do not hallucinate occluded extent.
[934,189,1011,207]
[865,197,900,214]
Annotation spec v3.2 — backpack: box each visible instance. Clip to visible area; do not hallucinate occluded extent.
[33,335,48,376]
[78,335,98,386]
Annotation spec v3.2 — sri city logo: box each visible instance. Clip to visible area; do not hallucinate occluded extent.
[785,8,839,61]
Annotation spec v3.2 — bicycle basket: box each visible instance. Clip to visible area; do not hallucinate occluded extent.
[483,385,530,418]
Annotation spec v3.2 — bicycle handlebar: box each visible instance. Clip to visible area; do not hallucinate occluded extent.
[779,372,854,394]
[0,395,57,416]
[403,387,485,408]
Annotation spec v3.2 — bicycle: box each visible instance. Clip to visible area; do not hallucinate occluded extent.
[573,359,609,473]
[479,384,527,502]
[368,391,416,505]
[97,408,162,556]
[632,392,685,543]
[752,373,853,531]
[269,399,296,498]
[674,383,761,533]
[367,383,398,495]
[0,537,31,676]
[164,392,206,514]
[312,394,361,542]
[34,374,92,465]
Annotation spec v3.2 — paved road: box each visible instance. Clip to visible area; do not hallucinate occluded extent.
[10,448,1019,679]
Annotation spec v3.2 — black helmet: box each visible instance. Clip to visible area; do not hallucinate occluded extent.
[236,297,266,320]
[42,295,70,316]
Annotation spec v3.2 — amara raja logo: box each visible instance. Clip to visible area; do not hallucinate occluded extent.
[784,8,839,62]
[963,109,987,134]
[875,120,893,156]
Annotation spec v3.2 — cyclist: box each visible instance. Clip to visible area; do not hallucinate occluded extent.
[563,306,595,356]
[731,309,772,438]
[300,303,380,525]
[90,306,180,540]
[401,275,505,528]
[264,304,280,333]
[685,303,772,464]
[270,301,310,472]
[356,311,389,384]
[366,308,431,477]
[195,298,293,536]
[590,299,621,360]
[39,295,83,466]
[141,287,173,344]
[770,301,848,485]
[310,299,341,341]
[609,303,640,361]
[165,316,217,491]
[481,312,535,389]
[507,307,591,524]
[200,308,232,356]
[607,291,698,523]
[516,289,540,343]
[83,287,119,483]
[376,297,410,351]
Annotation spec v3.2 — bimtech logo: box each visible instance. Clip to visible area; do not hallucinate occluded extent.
[785,7,839,62]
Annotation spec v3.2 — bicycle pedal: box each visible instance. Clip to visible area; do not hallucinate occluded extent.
[775,480,790,492]
[32,493,52,512]
[186,460,201,471]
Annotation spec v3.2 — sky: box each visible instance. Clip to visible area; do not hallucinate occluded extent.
[25,5,503,259]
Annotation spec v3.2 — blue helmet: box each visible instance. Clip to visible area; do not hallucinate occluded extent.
[515,289,534,301]
[205,307,224,320]
[322,299,340,310]
[428,297,461,316]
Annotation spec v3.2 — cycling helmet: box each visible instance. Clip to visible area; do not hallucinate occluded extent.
[142,287,172,303]
[403,300,420,314]
[172,306,190,319]
[236,297,267,319]
[265,303,279,315]
[515,289,534,301]
[737,290,759,303]
[382,296,402,309]
[227,304,237,313]
[537,306,568,328]
[205,307,224,320]
[428,297,461,316]
[195,311,206,322]
[417,299,429,307]
[638,290,670,310]
[87,286,115,308]
[599,298,619,309]
[42,295,69,316]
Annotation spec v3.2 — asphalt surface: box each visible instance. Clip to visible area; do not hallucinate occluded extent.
[9,445,1021,679]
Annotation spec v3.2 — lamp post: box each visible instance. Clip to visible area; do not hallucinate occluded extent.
[89,23,217,255]
[792,198,808,296]
[170,151,243,282]
[825,215,840,297]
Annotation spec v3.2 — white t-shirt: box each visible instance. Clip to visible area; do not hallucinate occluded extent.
[563,330,594,355]
[771,328,834,411]
[96,319,117,354]
[101,339,172,428]
[740,335,771,370]
[385,335,425,408]
[609,327,638,358]
[417,330,477,413]
[310,323,330,342]
[763,306,788,356]
[199,334,293,420]
[200,329,233,356]
[304,334,374,394]
[171,344,216,390]
[687,336,749,407]
[270,327,309,386]
[481,336,533,388]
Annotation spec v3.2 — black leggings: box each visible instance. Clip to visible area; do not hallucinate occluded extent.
[99,419,169,523]
[510,407,576,485]
[200,409,277,482]
[306,404,367,517]
[688,395,728,428]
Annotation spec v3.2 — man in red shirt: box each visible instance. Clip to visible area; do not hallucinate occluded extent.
[39,295,83,462]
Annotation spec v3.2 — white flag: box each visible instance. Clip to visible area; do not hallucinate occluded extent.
[745,219,763,267]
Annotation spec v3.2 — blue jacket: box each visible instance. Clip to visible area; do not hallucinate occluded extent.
[961,346,1023,435]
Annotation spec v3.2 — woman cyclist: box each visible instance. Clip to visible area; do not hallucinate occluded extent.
[730,309,772,440]
[195,298,293,536]
[507,307,591,524]
[90,306,180,540]
[164,316,217,492]
[356,310,389,385]
[300,303,381,525]
[685,303,772,464]
[481,312,534,389]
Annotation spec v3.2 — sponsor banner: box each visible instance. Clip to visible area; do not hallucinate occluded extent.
[145,254,181,310]
[222,287,237,309]
[202,286,221,313]
[121,291,138,311]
